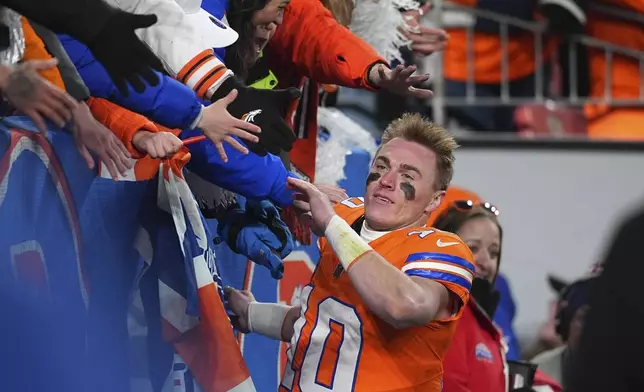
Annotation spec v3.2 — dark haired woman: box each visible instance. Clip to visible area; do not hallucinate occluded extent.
[225,0,288,84]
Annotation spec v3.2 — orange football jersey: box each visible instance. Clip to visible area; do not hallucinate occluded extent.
[279,197,476,392]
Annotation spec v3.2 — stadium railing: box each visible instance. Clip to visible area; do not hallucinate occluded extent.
[333,0,644,137]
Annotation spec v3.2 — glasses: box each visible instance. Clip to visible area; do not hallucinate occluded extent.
[452,200,500,217]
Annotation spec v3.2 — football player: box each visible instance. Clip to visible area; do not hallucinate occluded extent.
[226,113,475,391]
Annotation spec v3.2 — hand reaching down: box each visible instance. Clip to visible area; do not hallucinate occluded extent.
[368,63,433,99]
[198,89,262,162]
[87,11,166,95]
[399,3,448,57]
[400,25,449,57]
[71,101,132,180]
[0,60,78,133]
[401,2,432,32]
[132,131,184,160]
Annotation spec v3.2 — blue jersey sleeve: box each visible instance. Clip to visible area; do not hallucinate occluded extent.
[180,128,295,207]
[59,34,203,130]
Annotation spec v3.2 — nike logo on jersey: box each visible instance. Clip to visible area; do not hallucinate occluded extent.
[436,239,459,248]
[242,109,262,123]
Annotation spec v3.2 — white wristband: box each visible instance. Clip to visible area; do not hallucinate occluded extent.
[247,301,291,341]
[324,215,373,271]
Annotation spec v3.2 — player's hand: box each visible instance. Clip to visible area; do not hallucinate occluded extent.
[287,177,335,236]
[292,183,348,216]
[132,130,184,159]
[0,60,78,134]
[198,89,262,162]
[315,183,348,204]
[224,286,255,333]
[368,63,433,99]
[71,101,132,180]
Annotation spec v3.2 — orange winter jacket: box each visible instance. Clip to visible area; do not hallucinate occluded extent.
[86,97,197,183]
[87,97,189,179]
[267,0,386,183]
[87,97,181,157]
[21,17,65,90]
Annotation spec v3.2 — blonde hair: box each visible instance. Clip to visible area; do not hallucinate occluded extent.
[319,0,354,26]
[380,113,458,191]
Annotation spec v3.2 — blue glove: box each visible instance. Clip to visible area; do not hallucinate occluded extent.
[245,199,293,253]
[217,201,293,279]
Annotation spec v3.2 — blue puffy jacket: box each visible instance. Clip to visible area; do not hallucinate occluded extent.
[58,0,232,129]
[181,128,296,207]
[59,34,203,130]
[59,36,296,207]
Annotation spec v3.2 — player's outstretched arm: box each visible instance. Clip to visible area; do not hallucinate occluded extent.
[343,250,452,329]
[288,178,455,329]
[326,214,453,328]
[331,220,453,327]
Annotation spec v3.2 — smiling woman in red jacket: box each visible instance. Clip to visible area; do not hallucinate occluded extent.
[434,205,562,392]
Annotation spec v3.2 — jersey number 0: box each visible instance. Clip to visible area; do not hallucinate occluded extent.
[281,286,364,391]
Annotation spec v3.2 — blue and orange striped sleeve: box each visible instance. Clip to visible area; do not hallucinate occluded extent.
[402,251,475,292]
[401,236,475,307]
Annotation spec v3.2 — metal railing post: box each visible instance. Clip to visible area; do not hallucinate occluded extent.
[430,0,446,126]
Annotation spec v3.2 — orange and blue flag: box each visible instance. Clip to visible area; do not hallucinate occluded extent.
[97,141,256,392]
